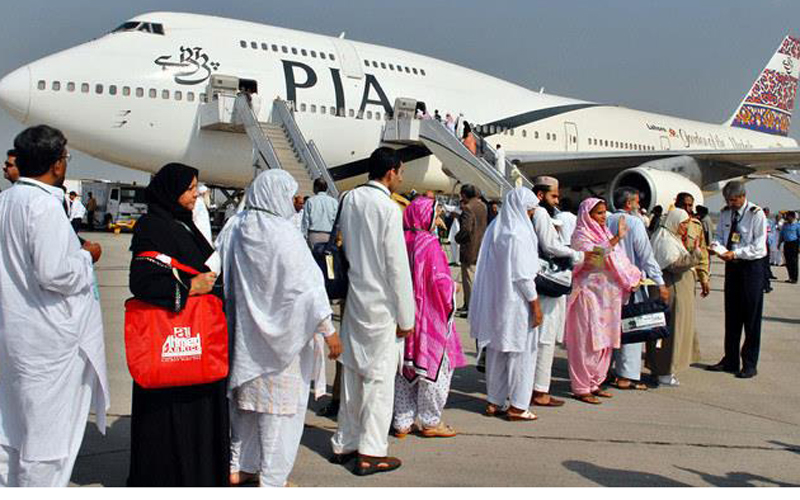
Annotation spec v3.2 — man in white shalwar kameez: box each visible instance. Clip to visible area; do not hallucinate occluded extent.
[330,148,415,476]
[217,170,341,487]
[531,177,586,408]
[0,126,109,487]
[470,188,542,421]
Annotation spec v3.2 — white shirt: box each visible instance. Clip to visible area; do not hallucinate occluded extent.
[532,208,583,265]
[339,181,415,379]
[713,200,768,261]
[0,178,109,461]
[495,148,506,174]
[69,197,86,221]
[554,210,577,245]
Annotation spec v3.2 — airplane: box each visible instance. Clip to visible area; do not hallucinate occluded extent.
[1,11,800,209]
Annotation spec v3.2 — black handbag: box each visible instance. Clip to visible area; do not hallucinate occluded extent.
[620,296,670,344]
[312,192,350,300]
[535,252,573,297]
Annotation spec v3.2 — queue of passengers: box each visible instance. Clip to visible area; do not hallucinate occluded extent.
[0,124,772,487]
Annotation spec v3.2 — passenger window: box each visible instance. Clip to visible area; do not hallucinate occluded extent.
[367,111,373,119]
[67,82,76,92]
[534,131,539,139]
[175,91,182,101]
[375,112,381,120]
[52,81,61,91]
[301,49,307,56]
[291,47,298,55]
[261,43,268,50]
[420,69,426,76]
[109,85,118,95]
[200,93,207,103]
[330,106,336,115]
[95,84,103,94]
[81,83,90,93]
[405,66,410,73]
[381,62,386,69]
[320,52,326,60]
[300,103,307,112]
[338,108,345,117]
[553,133,557,141]
[329,54,335,60]
[122,86,130,96]
[370,61,377,68]
[272,44,278,52]
[389,64,395,70]
[250,42,257,49]
[349,109,355,117]
[412,68,418,75]
[136,87,144,97]
[310,50,317,58]
[282,46,288,53]
[510,129,515,136]
[37,80,45,90]
[320,106,326,115]
[240,41,247,48]
[546,132,551,140]
[522,130,527,138]
[149,89,157,98]
[310,104,317,113]
[162,89,170,99]
[187,92,195,102]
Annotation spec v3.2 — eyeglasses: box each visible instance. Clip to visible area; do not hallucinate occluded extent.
[61,153,72,163]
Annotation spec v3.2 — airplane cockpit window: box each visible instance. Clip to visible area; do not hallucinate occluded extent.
[112,21,165,35]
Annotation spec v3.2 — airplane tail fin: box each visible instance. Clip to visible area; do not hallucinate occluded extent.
[726,35,800,137]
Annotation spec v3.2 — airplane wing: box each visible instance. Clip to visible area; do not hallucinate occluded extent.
[509,148,800,187]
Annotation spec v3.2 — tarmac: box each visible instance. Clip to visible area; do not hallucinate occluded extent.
[69,232,800,487]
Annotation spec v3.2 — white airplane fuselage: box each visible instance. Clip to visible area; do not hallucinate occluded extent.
[0,12,796,192]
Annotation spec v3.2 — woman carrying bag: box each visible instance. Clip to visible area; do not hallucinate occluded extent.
[646,209,704,387]
[127,163,229,486]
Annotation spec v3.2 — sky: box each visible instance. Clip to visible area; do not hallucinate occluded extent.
[1,0,800,210]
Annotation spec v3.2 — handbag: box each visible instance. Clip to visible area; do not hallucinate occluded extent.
[620,295,670,344]
[312,192,350,300]
[535,252,573,297]
[124,252,229,389]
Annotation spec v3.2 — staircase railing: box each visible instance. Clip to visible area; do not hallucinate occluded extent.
[232,94,281,171]
[272,99,338,197]
[475,135,533,189]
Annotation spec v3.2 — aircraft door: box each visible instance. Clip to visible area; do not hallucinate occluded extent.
[331,38,364,80]
[564,122,578,151]
[660,136,671,150]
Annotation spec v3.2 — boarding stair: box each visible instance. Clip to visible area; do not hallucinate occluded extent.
[382,99,530,199]
[202,87,338,197]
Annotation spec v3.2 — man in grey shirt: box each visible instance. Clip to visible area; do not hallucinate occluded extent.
[302,178,339,247]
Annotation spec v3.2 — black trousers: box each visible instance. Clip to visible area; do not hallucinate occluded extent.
[784,240,799,282]
[723,260,764,371]
[71,219,81,234]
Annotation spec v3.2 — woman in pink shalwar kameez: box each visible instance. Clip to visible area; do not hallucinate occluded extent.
[392,197,467,437]
[565,198,641,404]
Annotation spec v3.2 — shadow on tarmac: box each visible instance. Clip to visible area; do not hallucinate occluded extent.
[563,460,690,487]
[71,418,130,487]
[675,466,799,487]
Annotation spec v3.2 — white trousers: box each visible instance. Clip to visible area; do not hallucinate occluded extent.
[533,295,566,393]
[393,356,453,430]
[485,342,537,411]
[331,346,399,457]
[229,406,308,487]
[613,342,643,381]
[0,355,95,487]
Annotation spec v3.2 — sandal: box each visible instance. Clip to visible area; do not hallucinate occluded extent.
[392,426,412,439]
[421,422,457,438]
[532,394,566,407]
[611,378,648,391]
[229,471,258,486]
[484,403,507,417]
[354,455,402,476]
[329,451,358,465]
[505,409,538,421]
[574,393,602,405]
[592,389,613,398]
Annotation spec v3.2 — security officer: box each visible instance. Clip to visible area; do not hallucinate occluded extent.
[707,181,767,379]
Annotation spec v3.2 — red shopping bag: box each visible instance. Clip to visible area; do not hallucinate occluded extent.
[124,252,228,389]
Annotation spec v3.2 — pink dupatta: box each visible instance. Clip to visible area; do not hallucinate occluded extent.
[402,197,466,382]
[566,198,642,350]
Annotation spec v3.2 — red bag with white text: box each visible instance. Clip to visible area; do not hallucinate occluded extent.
[124,252,228,389]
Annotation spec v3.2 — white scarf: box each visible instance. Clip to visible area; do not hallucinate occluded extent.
[651,208,690,270]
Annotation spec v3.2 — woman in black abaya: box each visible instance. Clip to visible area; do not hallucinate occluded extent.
[127,163,229,486]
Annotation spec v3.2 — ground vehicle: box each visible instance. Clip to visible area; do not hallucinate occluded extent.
[65,179,148,230]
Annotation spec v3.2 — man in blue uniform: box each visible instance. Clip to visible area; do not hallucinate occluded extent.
[780,211,799,284]
[707,181,767,379]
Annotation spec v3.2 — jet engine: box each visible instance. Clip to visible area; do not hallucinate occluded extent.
[608,166,704,212]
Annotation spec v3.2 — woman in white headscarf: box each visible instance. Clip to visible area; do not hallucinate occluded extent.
[469,187,542,421]
[646,208,704,387]
[216,170,341,487]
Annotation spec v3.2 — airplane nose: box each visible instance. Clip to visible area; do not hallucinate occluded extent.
[0,65,31,123]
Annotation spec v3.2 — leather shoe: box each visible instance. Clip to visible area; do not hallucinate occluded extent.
[736,368,758,379]
[706,361,737,373]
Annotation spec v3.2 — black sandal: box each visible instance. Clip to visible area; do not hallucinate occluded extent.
[354,455,402,476]
[329,451,358,465]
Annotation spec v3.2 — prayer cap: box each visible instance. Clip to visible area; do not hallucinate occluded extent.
[533,176,559,189]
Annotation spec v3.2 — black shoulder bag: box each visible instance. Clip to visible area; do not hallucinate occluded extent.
[620,293,671,344]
